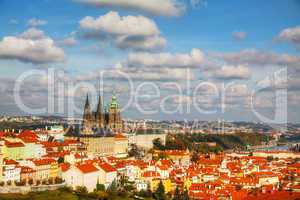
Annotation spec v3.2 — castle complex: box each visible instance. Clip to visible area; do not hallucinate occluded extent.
[64,94,127,157]
[82,94,123,134]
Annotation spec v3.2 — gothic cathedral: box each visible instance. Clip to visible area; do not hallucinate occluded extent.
[82,94,122,134]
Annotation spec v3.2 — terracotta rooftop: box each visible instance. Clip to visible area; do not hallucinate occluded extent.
[76,163,99,174]
[99,162,116,173]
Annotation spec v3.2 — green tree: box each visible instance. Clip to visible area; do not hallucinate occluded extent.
[154,181,166,200]
[96,180,105,191]
[153,138,165,150]
[107,179,118,199]
[173,186,181,200]
[182,188,189,200]
[58,157,64,164]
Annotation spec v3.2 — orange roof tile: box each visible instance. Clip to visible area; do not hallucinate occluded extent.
[33,158,56,166]
[76,163,98,174]
[60,163,71,172]
[142,171,160,178]
[114,133,127,140]
[21,166,36,173]
[99,162,116,173]
[4,159,18,165]
[5,140,24,148]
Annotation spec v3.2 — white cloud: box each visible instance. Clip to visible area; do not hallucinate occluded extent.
[60,37,78,46]
[277,26,300,50]
[79,11,166,50]
[80,12,159,36]
[117,67,194,81]
[214,65,250,80]
[124,48,205,68]
[76,0,185,17]
[115,35,166,50]
[27,18,48,26]
[0,29,65,64]
[80,67,195,81]
[232,31,247,40]
[20,28,45,40]
[213,49,300,67]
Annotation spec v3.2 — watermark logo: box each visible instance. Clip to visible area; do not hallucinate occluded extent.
[13,67,287,129]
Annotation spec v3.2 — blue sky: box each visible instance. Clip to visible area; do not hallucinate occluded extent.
[0,0,299,123]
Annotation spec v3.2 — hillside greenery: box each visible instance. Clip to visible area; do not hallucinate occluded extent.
[153,132,271,153]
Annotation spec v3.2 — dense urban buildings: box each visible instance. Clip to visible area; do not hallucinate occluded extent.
[0,104,300,199]
[1,124,300,199]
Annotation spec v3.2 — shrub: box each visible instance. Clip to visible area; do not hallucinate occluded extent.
[28,179,34,185]
[96,183,105,191]
[15,180,25,186]
[75,186,88,194]
[42,179,47,185]
[55,177,63,184]
[7,180,12,186]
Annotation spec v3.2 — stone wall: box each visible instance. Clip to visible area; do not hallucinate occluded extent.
[0,183,66,194]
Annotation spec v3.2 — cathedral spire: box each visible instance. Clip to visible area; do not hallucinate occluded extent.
[96,94,104,128]
[84,94,90,109]
[96,95,102,114]
[82,94,93,132]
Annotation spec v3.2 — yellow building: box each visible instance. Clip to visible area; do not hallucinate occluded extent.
[50,161,59,179]
[2,139,25,160]
[150,179,172,193]
[183,178,192,190]
[65,134,128,157]
[33,158,59,181]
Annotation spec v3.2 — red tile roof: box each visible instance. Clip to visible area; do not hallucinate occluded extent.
[64,139,81,145]
[99,162,116,173]
[20,137,38,143]
[0,131,8,138]
[142,171,160,178]
[76,163,99,174]
[157,164,169,171]
[114,133,127,140]
[33,158,56,166]
[5,140,25,148]
[18,130,38,139]
[21,166,36,173]
[43,150,70,158]
[60,163,71,172]
[4,159,18,165]
[243,191,300,200]
[41,141,67,147]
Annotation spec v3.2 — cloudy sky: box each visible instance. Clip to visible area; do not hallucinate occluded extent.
[0,0,299,123]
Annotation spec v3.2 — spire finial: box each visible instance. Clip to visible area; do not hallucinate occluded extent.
[85,93,90,106]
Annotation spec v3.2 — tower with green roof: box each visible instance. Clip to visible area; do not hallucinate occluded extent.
[107,95,122,132]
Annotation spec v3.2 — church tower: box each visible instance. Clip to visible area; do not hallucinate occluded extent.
[108,95,122,132]
[95,95,104,128]
[82,94,94,133]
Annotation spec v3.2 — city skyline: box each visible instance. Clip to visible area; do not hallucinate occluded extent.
[0,0,299,123]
